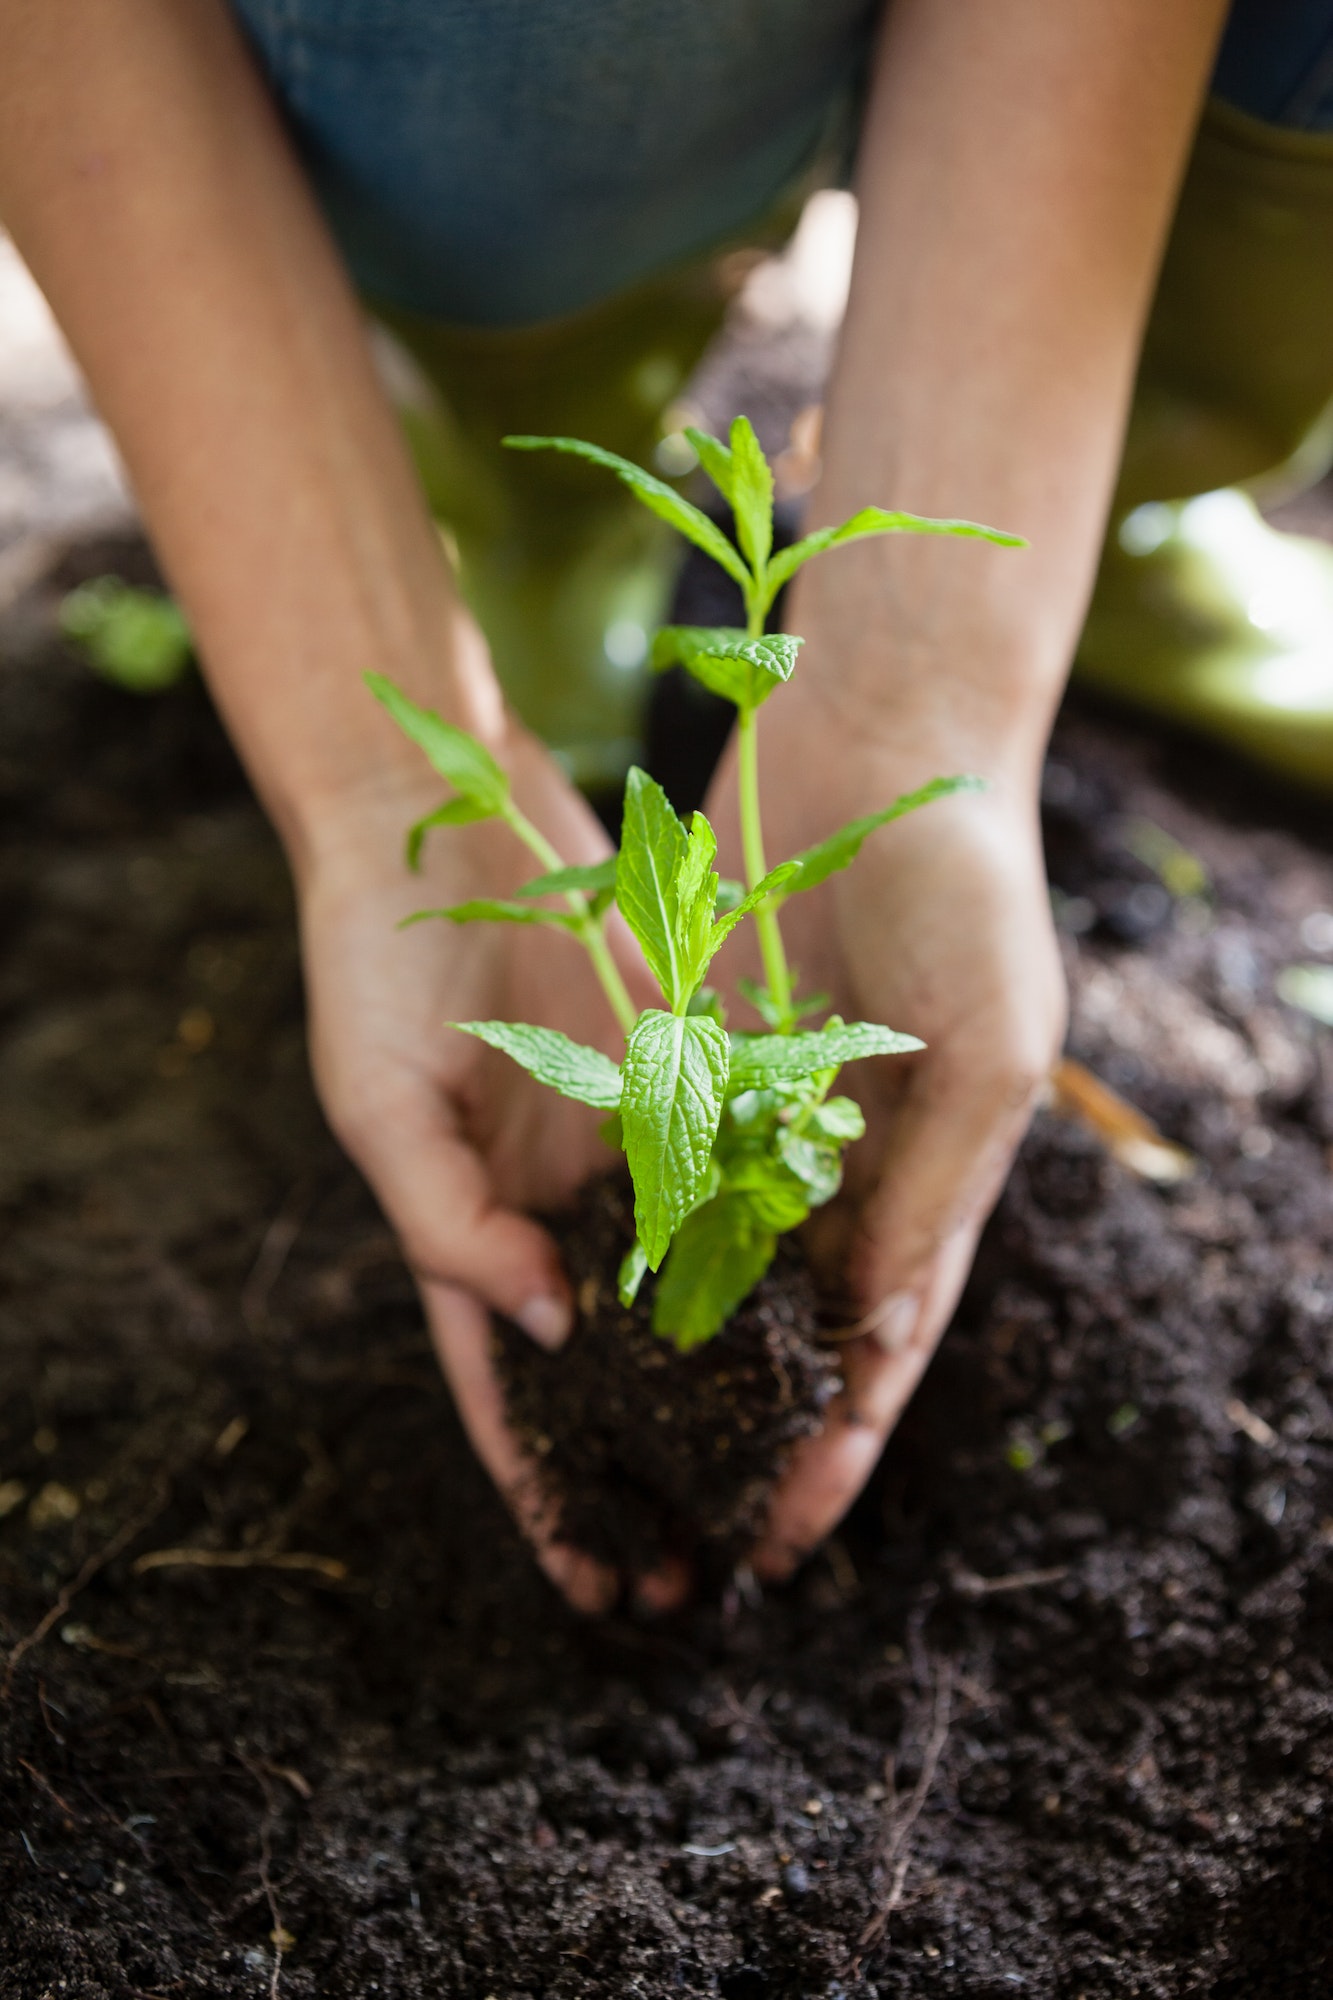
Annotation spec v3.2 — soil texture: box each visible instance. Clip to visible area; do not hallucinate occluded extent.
[495,1176,838,1578]
[0,542,1331,1997]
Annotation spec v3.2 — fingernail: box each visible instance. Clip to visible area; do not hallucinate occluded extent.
[516,1293,573,1350]
[544,1546,618,1617]
[633,1555,690,1615]
[871,1291,919,1355]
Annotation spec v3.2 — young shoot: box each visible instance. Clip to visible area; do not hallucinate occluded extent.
[370,416,1022,1348]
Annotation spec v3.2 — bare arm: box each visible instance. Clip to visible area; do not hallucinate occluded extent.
[0,0,476,852]
[706,0,1228,1576]
[0,0,640,1611]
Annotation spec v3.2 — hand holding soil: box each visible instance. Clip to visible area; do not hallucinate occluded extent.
[296,697,652,1611]
[710,707,1066,1576]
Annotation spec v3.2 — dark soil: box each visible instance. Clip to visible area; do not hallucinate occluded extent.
[1,541,1332,1998]
[495,1177,838,1578]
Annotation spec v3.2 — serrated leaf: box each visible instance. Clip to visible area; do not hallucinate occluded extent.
[401,898,582,932]
[515,856,618,900]
[776,1128,843,1207]
[781,775,985,898]
[728,1021,922,1091]
[759,507,1025,613]
[803,1095,865,1142]
[652,1193,777,1349]
[719,1156,813,1234]
[405,795,494,870]
[706,861,800,957]
[729,416,774,573]
[615,767,688,1007]
[618,1239,649,1307]
[620,1011,730,1268]
[366,673,509,812]
[503,435,751,591]
[683,426,734,500]
[450,1021,622,1109]
[736,976,829,1030]
[715,878,746,915]
[651,626,800,710]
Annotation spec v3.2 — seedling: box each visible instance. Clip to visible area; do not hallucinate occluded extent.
[369,419,1021,1347]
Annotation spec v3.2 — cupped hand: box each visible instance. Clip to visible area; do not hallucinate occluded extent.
[295,714,653,1614]
[704,663,1067,1582]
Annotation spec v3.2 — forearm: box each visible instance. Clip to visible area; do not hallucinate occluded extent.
[0,0,483,870]
[803,0,1228,784]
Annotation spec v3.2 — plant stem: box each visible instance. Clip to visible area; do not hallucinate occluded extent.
[736,706,793,1027]
[501,801,638,1037]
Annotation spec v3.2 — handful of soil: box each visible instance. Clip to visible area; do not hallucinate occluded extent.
[494,1175,841,1579]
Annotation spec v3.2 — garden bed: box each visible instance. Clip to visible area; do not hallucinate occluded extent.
[0,538,1331,1998]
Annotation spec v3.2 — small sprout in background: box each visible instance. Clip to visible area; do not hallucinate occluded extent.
[59,576,193,694]
[1005,1432,1041,1474]
[1120,817,1210,902]
[371,416,1020,1348]
[1107,1403,1141,1438]
[1276,961,1333,1028]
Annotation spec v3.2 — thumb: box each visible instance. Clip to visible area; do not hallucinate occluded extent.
[339,1083,575,1350]
[851,1042,1048,1359]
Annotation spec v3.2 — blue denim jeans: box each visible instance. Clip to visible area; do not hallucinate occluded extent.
[230,0,1333,331]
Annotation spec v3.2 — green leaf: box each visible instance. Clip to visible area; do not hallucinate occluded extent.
[450,1021,622,1109]
[651,1194,777,1349]
[706,862,800,956]
[719,1156,813,1234]
[781,775,985,898]
[728,416,774,574]
[651,626,800,710]
[803,1095,865,1142]
[515,856,618,900]
[503,435,751,592]
[618,1239,649,1307]
[737,977,829,1030]
[615,767,688,1007]
[1277,963,1333,1026]
[620,1011,730,1268]
[776,1129,843,1207]
[401,898,582,933]
[683,426,734,500]
[60,578,192,693]
[366,673,509,814]
[728,1020,922,1091]
[715,878,746,915]
[405,796,494,871]
[759,507,1026,614]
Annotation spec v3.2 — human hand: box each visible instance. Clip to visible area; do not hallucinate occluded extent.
[295,711,654,1614]
[703,656,1066,1581]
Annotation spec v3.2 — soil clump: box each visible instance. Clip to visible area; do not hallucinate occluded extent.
[495,1175,838,1578]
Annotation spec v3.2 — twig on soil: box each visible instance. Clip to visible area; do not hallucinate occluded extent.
[18,1757,79,1825]
[132,1546,347,1583]
[2,1480,169,1699]
[241,1178,313,1333]
[237,1753,290,2000]
[950,1563,1069,1598]
[854,1660,954,1960]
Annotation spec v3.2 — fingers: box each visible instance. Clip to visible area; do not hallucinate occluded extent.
[422,1278,618,1615]
[755,1030,1059,1584]
[335,1076,576,1349]
[752,1226,977,1581]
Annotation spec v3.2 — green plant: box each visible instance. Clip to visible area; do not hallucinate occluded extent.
[369,418,1021,1347]
[60,577,192,693]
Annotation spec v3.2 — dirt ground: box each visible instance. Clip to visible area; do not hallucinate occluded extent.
[1,514,1331,1997]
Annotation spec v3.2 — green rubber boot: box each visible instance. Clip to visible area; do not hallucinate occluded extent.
[1077,100,1333,787]
[374,266,734,793]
